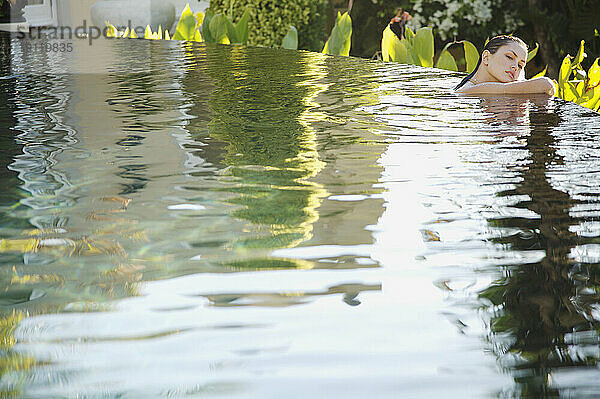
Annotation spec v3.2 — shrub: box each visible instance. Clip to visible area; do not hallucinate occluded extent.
[209,0,326,51]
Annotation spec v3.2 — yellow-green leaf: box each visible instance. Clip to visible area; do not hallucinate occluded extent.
[224,16,240,44]
[173,3,198,41]
[202,9,215,43]
[588,58,600,87]
[564,81,578,101]
[462,41,479,73]
[559,56,573,88]
[405,26,415,42]
[381,25,408,63]
[322,11,352,56]
[413,27,434,68]
[210,14,230,44]
[527,43,538,64]
[435,49,458,71]
[532,65,547,78]
[235,9,249,45]
[574,40,586,66]
[193,29,203,42]
[282,25,298,50]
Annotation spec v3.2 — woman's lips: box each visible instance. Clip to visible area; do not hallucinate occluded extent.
[506,70,515,80]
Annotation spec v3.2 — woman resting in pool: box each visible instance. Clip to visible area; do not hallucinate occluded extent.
[454,35,555,96]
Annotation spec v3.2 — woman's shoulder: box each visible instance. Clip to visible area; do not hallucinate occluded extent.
[454,80,475,92]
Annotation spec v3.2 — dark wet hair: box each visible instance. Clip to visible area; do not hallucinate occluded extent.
[454,35,528,90]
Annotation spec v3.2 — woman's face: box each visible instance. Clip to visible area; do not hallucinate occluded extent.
[483,42,527,83]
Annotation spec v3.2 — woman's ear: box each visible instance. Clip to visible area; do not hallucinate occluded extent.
[482,50,490,66]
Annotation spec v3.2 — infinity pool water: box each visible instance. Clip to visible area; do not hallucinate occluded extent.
[2,35,600,398]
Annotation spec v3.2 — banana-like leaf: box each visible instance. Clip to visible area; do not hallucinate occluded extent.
[322,11,352,56]
[462,41,479,73]
[210,13,230,44]
[202,9,215,43]
[559,56,573,88]
[406,41,419,65]
[173,3,198,41]
[574,40,586,66]
[282,25,298,50]
[435,49,458,71]
[413,27,434,67]
[381,25,408,63]
[588,58,600,87]
[224,16,240,44]
[527,43,538,64]
[235,9,249,45]
[532,65,547,78]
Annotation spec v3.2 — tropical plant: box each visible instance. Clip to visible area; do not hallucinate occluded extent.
[322,11,352,56]
[554,40,600,111]
[381,24,480,72]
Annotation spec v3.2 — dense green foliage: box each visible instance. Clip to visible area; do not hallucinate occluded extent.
[209,0,326,51]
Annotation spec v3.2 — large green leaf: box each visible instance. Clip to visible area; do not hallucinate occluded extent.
[526,43,538,64]
[173,3,197,41]
[435,43,458,72]
[588,58,600,87]
[322,11,352,56]
[558,55,573,88]
[224,16,240,44]
[235,9,249,45]
[381,25,408,63]
[404,41,417,65]
[282,25,298,50]
[209,13,230,44]
[574,40,586,66]
[462,41,479,73]
[404,26,415,42]
[413,27,434,68]
[202,9,215,43]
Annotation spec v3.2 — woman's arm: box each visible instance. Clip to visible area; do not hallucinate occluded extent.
[456,77,555,95]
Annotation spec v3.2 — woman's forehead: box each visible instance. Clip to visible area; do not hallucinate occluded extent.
[499,43,527,60]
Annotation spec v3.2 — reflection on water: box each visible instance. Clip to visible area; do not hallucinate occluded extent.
[478,97,600,397]
[1,33,600,397]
